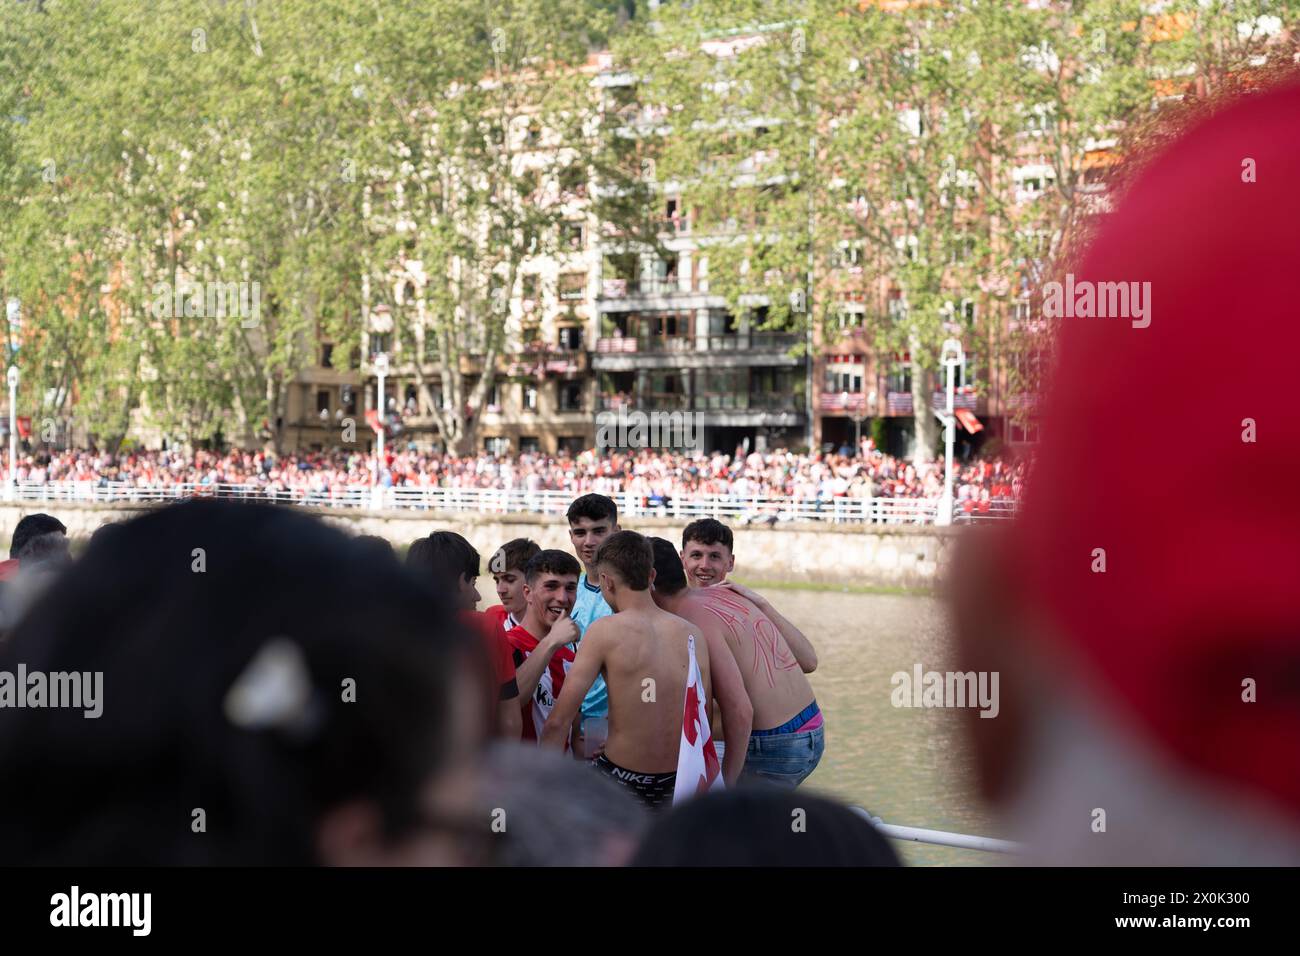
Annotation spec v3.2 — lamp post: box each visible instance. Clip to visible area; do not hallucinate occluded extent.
[841,389,866,456]
[373,352,389,491]
[935,339,964,526]
[6,365,18,502]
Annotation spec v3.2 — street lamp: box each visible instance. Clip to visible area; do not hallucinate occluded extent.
[7,365,18,501]
[935,338,964,526]
[841,388,867,457]
[373,352,389,491]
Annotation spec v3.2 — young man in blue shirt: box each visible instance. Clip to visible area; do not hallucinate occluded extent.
[565,493,620,747]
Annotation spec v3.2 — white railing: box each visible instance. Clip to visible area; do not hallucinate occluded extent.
[852,808,1023,855]
[2,480,1016,525]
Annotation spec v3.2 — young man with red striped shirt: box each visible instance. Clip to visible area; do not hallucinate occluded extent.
[506,550,582,749]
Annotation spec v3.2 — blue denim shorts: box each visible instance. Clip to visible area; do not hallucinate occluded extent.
[742,721,825,788]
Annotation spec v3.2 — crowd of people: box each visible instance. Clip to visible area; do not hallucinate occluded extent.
[7,443,1026,514]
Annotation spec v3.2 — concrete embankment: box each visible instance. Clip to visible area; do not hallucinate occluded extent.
[0,501,958,589]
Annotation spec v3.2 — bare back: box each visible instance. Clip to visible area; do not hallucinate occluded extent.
[683,588,813,731]
[598,605,710,774]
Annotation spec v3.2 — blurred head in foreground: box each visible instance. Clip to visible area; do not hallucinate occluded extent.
[0,500,485,865]
[953,80,1300,864]
[472,742,647,866]
[628,789,901,867]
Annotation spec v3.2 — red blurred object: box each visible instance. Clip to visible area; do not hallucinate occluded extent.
[16,416,31,439]
[364,410,382,434]
[954,408,983,434]
[1008,81,1300,823]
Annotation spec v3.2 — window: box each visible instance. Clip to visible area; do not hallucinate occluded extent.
[487,383,501,409]
[369,334,390,356]
[485,436,509,455]
[558,272,586,302]
[519,436,540,453]
[559,163,586,197]
[887,291,907,321]
[523,385,538,411]
[320,343,334,368]
[521,274,539,303]
[342,385,357,415]
[1009,416,1040,444]
[887,363,912,393]
[316,390,331,415]
[824,366,863,393]
[558,325,583,350]
[561,221,586,250]
[558,435,586,454]
[558,381,584,412]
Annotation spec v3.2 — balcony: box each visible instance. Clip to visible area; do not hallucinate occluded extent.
[592,330,802,371]
[599,276,692,298]
[886,388,979,415]
[819,393,868,413]
[598,392,802,413]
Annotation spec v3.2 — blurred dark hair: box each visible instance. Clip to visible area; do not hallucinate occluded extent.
[491,537,541,575]
[648,537,688,596]
[681,518,733,553]
[523,549,581,585]
[14,532,70,567]
[566,493,617,526]
[407,531,480,591]
[0,500,470,865]
[476,742,647,866]
[10,513,67,559]
[354,534,395,561]
[594,530,653,591]
[629,789,902,867]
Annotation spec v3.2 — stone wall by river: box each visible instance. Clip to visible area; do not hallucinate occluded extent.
[0,501,957,588]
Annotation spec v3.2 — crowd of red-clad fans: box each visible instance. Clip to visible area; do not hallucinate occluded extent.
[5,442,1025,513]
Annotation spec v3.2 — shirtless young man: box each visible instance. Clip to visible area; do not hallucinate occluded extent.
[541,531,753,809]
[649,536,824,788]
[680,518,734,589]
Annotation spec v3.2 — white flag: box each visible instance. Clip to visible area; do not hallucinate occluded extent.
[673,634,723,804]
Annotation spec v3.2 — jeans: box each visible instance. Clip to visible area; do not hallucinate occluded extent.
[742,724,825,788]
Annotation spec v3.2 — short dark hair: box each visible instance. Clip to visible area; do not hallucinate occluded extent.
[566,493,617,527]
[629,789,902,867]
[594,531,653,591]
[11,514,67,560]
[14,532,69,567]
[523,549,581,585]
[354,535,395,561]
[406,531,480,593]
[491,538,541,575]
[681,518,733,553]
[648,537,688,596]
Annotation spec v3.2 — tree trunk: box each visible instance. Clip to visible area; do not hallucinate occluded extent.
[910,353,938,467]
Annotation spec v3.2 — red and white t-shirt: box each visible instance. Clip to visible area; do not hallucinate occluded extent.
[482,604,515,633]
[505,624,576,743]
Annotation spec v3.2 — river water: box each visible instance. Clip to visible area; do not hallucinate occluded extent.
[768,589,1004,866]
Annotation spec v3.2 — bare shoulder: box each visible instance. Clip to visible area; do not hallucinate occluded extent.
[582,615,617,645]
